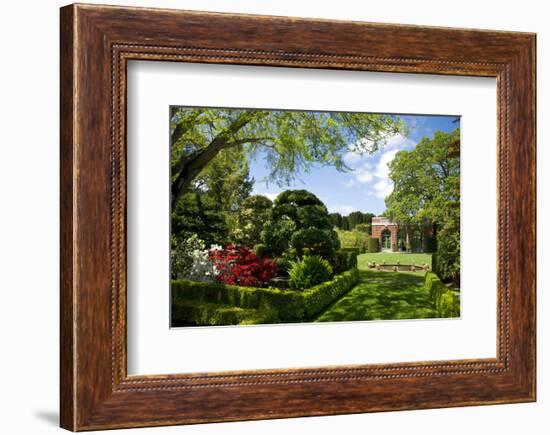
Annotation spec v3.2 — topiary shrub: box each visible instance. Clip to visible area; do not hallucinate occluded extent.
[261,189,339,259]
[290,227,340,259]
[259,219,296,257]
[288,255,333,290]
[368,237,380,253]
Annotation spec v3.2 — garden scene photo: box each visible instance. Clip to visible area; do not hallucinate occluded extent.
[170,107,460,327]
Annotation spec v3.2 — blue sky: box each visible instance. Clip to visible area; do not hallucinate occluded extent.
[249,114,459,216]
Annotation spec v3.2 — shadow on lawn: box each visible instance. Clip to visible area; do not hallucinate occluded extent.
[314,270,436,322]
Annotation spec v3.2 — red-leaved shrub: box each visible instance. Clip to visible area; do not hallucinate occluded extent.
[209,245,277,287]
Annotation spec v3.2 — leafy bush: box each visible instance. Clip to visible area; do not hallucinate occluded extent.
[290,228,340,258]
[368,237,380,253]
[209,245,277,287]
[171,193,228,248]
[425,272,460,318]
[230,195,273,246]
[274,257,292,277]
[171,268,360,324]
[253,243,270,258]
[435,219,460,284]
[288,255,333,290]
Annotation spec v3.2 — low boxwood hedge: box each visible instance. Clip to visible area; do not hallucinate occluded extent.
[171,280,303,321]
[301,268,360,318]
[424,271,460,318]
[172,299,279,326]
[172,268,360,325]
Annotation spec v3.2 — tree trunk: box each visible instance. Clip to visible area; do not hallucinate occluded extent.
[171,139,231,208]
[170,111,265,208]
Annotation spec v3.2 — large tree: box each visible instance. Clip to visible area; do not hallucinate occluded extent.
[385,128,460,283]
[170,107,404,208]
[385,129,460,225]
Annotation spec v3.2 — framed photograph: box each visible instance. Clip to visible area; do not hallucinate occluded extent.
[60,3,536,431]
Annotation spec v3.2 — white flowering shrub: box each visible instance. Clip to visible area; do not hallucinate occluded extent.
[171,234,219,282]
[186,248,219,282]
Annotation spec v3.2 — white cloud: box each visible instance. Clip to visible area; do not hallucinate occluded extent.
[342,133,413,200]
[252,190,280,201]
[374,149,399,180]
[372,178,394,198]
[385,133,415,150]
[343,151,362,165]
[344,133,413,185]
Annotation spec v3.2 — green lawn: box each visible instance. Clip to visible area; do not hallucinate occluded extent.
[313,252,436,322]
[358,252,432,269]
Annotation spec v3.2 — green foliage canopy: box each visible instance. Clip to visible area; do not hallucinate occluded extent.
[230,195,273,246]
[385,129,460,225]
[385,128,460,283]
[170,107,404,206]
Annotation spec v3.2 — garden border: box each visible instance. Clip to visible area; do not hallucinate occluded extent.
[60,4,536,431]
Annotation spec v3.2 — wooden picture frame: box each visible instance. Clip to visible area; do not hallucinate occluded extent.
[60,3,536,431]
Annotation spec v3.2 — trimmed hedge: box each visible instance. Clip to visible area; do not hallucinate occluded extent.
[301,268,360,318]
[425,272,460,318]
[172,300,278,326]
[368,237,380,253]
[172,280,303,321]
[331,249,359,274]
[172,268,360,325]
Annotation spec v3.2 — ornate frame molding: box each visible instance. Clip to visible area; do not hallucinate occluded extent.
[61,4,535,431]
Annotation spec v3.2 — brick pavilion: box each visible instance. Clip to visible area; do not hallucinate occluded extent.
[371,216,433,252]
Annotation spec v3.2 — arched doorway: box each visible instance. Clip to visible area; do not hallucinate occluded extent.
[397,228,406,252]
[381,228,392,251]
[412,229,423,252]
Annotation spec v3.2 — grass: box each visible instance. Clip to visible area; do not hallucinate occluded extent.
[313,269,436,322]
[358,252,432,269]
[313,252,436,322]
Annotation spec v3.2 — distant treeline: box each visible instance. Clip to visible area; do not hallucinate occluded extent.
[328,211,375,233]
